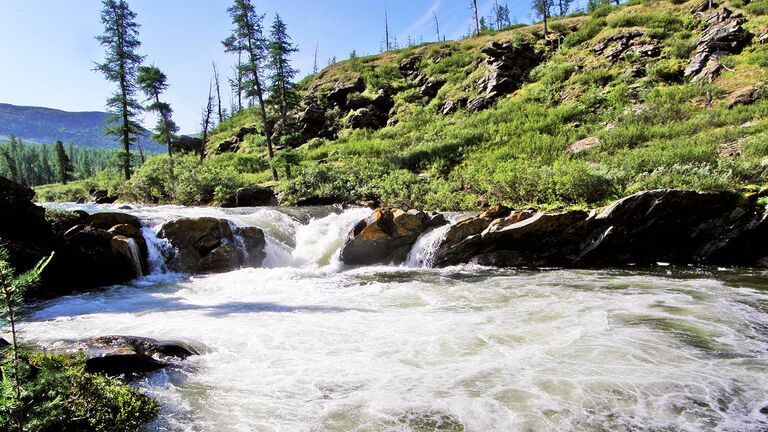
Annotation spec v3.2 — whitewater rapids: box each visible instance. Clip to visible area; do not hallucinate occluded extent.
[15,204,768,431]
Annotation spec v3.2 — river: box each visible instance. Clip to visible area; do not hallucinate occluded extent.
[17,204,768,431]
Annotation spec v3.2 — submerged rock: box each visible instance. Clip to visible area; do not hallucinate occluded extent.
[65,336,197,376]
[158,217,266,273]
[340,208,433,265]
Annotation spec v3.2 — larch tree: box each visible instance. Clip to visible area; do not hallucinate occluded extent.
[136,63,179,194]
[54,140,74,184]
[95,0,145,180]
[267,14,299,131]
[223,0,278,181]
[212,62,226,123]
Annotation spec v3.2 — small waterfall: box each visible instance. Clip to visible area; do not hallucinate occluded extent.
[290,208,371,267]
[405,223,451,268]
[124,237,144,277]
[141,227,171,274]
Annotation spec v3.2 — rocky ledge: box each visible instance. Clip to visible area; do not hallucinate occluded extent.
[341,189,768,268]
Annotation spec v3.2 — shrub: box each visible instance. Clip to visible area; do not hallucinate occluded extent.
[126,154,243,205]
[564,18,607,47]
[0,351,157,432]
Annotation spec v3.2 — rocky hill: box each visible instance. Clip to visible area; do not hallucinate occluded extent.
[125,0,768,210]
[0,103,162,152]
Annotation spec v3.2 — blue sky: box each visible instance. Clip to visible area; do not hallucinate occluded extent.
[0,0,588,134]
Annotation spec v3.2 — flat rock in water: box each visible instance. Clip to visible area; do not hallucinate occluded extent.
[66,335,198,376]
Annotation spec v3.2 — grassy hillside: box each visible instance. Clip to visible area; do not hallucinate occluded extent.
[0,103,162,153]
[39,0,768,208]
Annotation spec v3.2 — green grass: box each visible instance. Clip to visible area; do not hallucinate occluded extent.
[40,0,768,210]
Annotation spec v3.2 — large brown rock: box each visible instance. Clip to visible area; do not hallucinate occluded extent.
[85,212,141,230]
[340,208,432,265]
[158,217,266,273]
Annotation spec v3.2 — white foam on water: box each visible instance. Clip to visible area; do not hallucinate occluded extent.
[24,204,768,431]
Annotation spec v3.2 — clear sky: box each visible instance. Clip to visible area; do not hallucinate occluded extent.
[0,0,588,134]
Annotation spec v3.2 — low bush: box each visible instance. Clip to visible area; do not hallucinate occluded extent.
[0,350,157,431]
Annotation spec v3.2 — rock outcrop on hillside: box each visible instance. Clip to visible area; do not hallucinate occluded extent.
[685,6,751,82]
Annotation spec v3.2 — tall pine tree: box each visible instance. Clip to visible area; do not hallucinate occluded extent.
[54,141,74,184]
[137,65,179,158]
[95,0,144,180]
[267,14,299,134]
[223,0,278,181]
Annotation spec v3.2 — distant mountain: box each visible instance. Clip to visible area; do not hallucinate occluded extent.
[0,103,164,152]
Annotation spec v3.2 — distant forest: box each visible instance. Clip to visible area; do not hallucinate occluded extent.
[0,135,123,187]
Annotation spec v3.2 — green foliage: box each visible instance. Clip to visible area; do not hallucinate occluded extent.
[563,18,607,47]
[0,352,157,431]
[745,1,768,15]
[125,154,243,205]
[608,12,683,31]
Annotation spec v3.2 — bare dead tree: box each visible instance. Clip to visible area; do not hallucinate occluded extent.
[433,10,441,41]
[200,81,214,162]
[472,0,480,36]
[212,61,224,123]
[384,1,391,50]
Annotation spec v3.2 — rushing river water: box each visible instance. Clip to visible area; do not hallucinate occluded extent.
[16,204,768,431]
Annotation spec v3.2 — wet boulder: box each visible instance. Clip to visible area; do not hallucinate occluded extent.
[222,186,278,208]
[473,210,592,267]
[85,212,141,231]
[158,217,266,273]
[340,208,433,265]
[89,189,117,204]
[65,336,197,376]
[433,205,512,266]
[575,189,754,266]
[61,226,142,285]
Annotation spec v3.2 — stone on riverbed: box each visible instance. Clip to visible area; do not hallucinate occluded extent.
[158,217,266,273]
[63,336,197,376]
[340,208,438,265]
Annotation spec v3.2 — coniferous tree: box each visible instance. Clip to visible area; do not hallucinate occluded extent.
[224,0,278,181]
[212,62,226,123]
[95,0,145,180]
[557,0,574,16]
[136,65,179,158]
[0,248,52,432]
[267,14,300,132]
[54,141,74,184]
[471,0,480,35]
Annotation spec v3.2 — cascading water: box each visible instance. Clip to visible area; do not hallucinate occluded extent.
[123,237,144,277]
[21,203,768,431]
[405,224,451,268]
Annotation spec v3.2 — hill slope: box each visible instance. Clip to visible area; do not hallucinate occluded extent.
[0,103,162,152]
[48,0,768,208]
